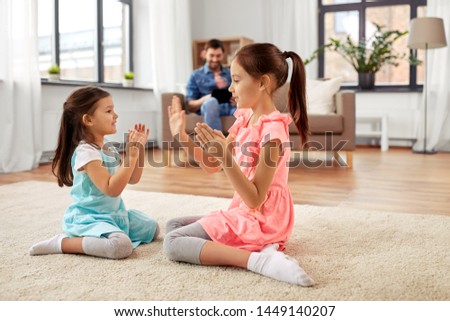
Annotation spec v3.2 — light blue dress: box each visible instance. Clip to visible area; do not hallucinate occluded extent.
[62,143,157,248]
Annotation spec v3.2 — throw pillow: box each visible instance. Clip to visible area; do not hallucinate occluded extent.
[306,77,342,114]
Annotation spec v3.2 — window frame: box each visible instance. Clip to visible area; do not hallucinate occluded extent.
[318,0,427,91]
[45,0,133,84]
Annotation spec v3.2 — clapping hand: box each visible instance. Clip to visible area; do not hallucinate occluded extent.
[127,123,149,156]
[194,123,229,161]
[168,95,186,140]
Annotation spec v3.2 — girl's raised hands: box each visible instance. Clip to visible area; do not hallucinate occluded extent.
[194,123,228,160]
[128,123,149,146]
[168,95,186,137]
[127,123,149,158]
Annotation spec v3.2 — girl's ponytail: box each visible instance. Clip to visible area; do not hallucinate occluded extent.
[52,106,78,187]
[284,51,309,146]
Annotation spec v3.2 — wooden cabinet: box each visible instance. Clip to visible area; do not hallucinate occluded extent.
[192,36,254,69]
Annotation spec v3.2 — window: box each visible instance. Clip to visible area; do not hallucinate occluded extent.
[37,0,133,84]
[318,0,427,88]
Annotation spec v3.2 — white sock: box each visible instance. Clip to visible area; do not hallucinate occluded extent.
[260,244,299,264]
[247,251,315,287]
[29,234,66,256]
[260,243,279,253]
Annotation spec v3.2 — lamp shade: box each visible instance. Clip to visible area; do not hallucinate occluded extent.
[408,17,447,49]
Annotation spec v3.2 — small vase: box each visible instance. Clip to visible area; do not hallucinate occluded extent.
[48,74,60,81]
[358,72,375,89]
[122,79,134,87]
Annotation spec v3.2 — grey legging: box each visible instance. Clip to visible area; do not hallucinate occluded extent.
[163,216,211,265]
[82,223,160,259]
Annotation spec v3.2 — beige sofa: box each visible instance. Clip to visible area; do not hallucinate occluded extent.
[160,84,355,167]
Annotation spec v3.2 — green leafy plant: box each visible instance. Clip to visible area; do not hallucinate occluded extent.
[305,23,421,73]
[47,64,60,75]
[124,71,134,80]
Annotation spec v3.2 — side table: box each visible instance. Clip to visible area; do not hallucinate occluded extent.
[356,112,389,152]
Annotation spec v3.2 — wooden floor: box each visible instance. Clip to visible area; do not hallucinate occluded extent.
[1,147,449,216]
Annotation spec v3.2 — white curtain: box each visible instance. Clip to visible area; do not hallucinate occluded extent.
[134,0,192,147]
[147,0,192,94]
[0,0,42,173]
[424,0,450,152]
[262,0,318,79]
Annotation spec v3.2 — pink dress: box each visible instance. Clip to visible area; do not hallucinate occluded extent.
[199,108,294,251]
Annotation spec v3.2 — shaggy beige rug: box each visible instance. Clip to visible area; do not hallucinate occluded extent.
[0,181,449,301]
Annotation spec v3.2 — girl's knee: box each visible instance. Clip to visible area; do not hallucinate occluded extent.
[165,218,180,234]
[162,231,178,261]
[108,233,133,259]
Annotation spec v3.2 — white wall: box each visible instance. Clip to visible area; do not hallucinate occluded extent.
[190,0,265,42]
[41,85,158,152]
[356,92,422,147]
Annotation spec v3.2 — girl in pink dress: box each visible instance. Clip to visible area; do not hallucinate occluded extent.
[164,43,314,286]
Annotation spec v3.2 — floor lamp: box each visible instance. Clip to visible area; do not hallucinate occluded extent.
[408,17,447,154]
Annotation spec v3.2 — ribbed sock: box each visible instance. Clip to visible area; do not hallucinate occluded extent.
[29,234,66,256]
[247,251,315,287]
[82,233,133,259]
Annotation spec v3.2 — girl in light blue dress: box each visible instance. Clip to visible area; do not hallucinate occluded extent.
[29,86,159,259]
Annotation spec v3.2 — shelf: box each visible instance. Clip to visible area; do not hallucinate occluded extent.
[357,131,382,137]
[356,113,389,152]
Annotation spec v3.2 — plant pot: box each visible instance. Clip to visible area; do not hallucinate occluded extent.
[48,74,60,81]
[358,72,375,89]
[122,79,134,87]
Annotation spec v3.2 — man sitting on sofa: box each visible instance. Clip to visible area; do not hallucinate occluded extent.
[185,38,236,131]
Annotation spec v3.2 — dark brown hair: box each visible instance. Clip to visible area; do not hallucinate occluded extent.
[204,38,225,52]
[233,43,309,144]
[52,86,111,187]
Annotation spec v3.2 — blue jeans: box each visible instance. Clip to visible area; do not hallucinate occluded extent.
[200,97,236,131]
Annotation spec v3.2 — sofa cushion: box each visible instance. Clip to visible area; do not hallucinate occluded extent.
[221,116,236,132]
[306,77,342,114]
[185,114,204,133]
[273,79,342,115]
[287,114,343,135]
[308,114,343,134]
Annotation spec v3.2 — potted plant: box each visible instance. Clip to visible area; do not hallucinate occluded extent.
[47,64,60,81]
[123,71,134,87]
[305,23,420,89]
